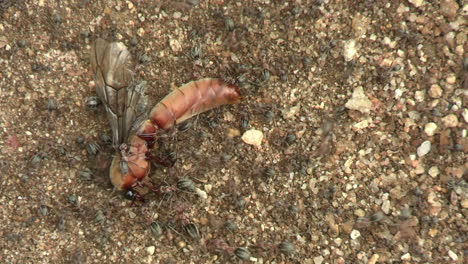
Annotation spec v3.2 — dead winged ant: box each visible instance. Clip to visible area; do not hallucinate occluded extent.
[90,38,241,201]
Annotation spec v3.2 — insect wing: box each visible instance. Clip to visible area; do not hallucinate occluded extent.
[91,39,147,146]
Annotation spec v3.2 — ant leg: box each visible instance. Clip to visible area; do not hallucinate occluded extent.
[147,152,176,168]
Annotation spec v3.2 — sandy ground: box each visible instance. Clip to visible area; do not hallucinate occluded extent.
[0,0,467,263]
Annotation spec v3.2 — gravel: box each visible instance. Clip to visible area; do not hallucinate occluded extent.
[0,0,466,263]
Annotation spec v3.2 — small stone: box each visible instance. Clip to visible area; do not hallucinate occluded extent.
[282,104,301,119]
[414,90,425,102]
[441,114,458,127]
[145,246,155,255]
[137,27,145,37]
[354,209,366,217]
[194,188,207,199]
[0,36,7,49]
[200,217,209,225]
[408,0,424,8]
[173,12,182,19]
[415,164,425,174]
[227,128,241,138]
[177,240,186,248]
[440,0,459,19]
[424,122,437,136]
[461,199,468,209]
[428,228,438,237]
[343,39,358,61]
[345,86,372,113]
[448,250,458,261]
[462,109,468,123]
[241,129,263,147]
[428,166,439,178]
[353,119,370,130]
[401,253,411,261]
[428,84,442,98]
[381,200,391,214]
[446,74,457,85]
[368,254,379,264]
[351,14,370,37]
[313,256,324,264]
[350,229,361,239]
[129,211,137,219]
[417,141,431,157]
[427,192,442,215]
[169,39,182,52]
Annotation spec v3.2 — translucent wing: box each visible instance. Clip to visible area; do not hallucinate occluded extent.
[91,38,147,147]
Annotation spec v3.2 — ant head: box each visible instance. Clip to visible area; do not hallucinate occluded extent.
[123,189,138,200]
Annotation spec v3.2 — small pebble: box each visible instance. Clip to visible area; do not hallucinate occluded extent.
[417,141,431,157]
[354,209,366,217]
[428,84,442,98]
[177,240,186,248]
[145,246,155,255]
[408,0,424,8]
[343,39,358,61]
[428,166,439,178]
[440,0,459,19]
[447,250,458,261]
[241,129,263,147]
[194,188,207,199]
[282,104,301,119]
[424,122,437,136]
[381,200,391,214]
[461,199,468,209]
[345,86,372,113]
[313,256,324,264]
[368,254,379,264]
[169,39,182,52]
[350,229,361,239]
[227,128,241,138]
[414,90,425,102]
[462,109,468,123]
[446,74,457,85]
[441,114,458,127]
[137,27,145,37]
[173,12,182,19]
[401,253,411,261]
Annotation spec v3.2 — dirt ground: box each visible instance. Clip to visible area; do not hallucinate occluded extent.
[0,0,467,263]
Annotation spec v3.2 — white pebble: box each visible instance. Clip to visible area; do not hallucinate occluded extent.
[173,12,182,19]
[428,166,439,178]
[401,253,411,261]
[313,256,324,264]
[241,129,264,147]
[350,229,361,239]
[448,250,458,261]
[145,246,155,255]
[282,104,301,119]
[381,200,391,214]
[343,39,358,61]
[345,86,372,113]
[462,108,468,123]
[424,122,437,136]
[169,39,182,52]
[428,84,442,98]
[417,141,431,157]
[408,0,424,8]
[441,114,458,128]
[195,188,207,199]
